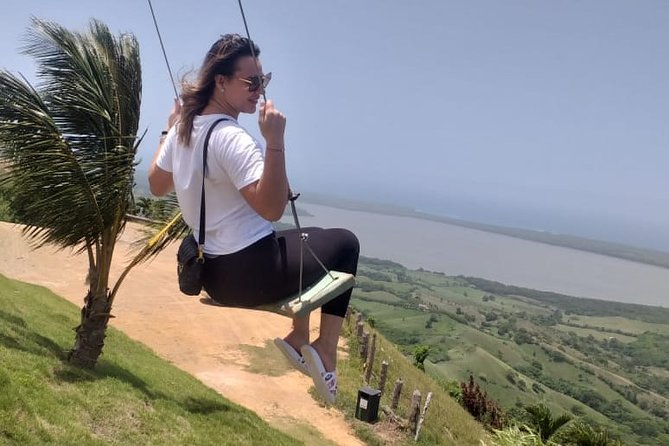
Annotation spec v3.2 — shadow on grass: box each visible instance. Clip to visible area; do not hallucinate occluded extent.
[0,309,68,359]
[180,396,233,414]
[52,356,233,415]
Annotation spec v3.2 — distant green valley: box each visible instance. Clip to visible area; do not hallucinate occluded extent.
[352,256,669,445]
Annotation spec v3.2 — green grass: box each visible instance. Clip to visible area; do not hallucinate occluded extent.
[356,289,406,305]
[0,274,302,446]
[564,315,669,335]
[553,324,637,343]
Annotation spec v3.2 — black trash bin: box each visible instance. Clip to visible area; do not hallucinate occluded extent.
[355,387,381,423]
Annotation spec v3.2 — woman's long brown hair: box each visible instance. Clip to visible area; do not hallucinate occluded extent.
[178,34,260,146]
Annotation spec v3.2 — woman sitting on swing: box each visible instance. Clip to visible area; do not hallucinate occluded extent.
[148,33,359,404]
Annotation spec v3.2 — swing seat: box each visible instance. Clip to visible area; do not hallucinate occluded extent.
[257,271,356,318]
[200,271,355,318]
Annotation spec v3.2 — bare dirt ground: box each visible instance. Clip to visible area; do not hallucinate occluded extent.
[0,221,363,446]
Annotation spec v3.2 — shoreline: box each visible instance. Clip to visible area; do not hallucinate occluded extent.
[285,201,669,307]
[300,195,669,271]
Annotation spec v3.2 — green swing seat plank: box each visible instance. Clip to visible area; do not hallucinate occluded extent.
[200,270,355,318]
[256,270,355,317]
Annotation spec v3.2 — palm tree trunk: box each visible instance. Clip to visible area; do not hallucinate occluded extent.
[68,289,113,368]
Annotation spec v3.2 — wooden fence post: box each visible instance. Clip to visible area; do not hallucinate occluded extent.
[391,379,403,411]
[364,333,377,383]
[414,391,433,441]
[409,390,422,434]
[379,361,389,395]
[356,321,364,339]
[360,331,369,359]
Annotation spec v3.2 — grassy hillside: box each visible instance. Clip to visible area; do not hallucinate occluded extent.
[351,257,669,446]
[0,274,301,446]
[335,313,493,445]
[0,271,496,446]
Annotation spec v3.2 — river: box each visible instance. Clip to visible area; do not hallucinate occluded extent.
[282,202,669,307]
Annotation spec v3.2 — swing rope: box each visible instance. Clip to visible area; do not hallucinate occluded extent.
[147,0,179,100]
[236,0,267,103]
[289,193,336,301]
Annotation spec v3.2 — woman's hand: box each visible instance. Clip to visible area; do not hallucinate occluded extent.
[239,99,289,221]
[258,100,286,149]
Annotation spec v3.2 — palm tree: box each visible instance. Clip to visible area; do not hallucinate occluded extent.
[524,403,573,443]
[0,18,184,368]
[493,424,558,446]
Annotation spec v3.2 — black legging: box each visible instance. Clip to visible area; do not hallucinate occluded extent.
[202,227,359,318]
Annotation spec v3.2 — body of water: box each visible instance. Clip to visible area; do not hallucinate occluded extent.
[283,202,669,308]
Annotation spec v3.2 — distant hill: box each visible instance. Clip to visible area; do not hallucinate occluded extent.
[134,168,151,197]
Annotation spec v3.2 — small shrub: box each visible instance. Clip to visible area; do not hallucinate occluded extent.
[460,375,506,430]
[412,345,430,371]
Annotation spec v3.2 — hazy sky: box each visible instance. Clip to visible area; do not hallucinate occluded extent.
[1,1,668,250]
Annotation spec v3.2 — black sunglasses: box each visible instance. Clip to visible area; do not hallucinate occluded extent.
[237,72,272,92]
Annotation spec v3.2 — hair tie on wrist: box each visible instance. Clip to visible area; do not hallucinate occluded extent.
[266,147,284,153]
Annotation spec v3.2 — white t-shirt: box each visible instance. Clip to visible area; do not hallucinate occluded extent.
[155,114,273,255]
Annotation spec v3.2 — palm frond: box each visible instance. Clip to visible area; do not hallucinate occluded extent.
[110,202,188,303]
[130,193,190,265]
[551,413,573,432]
[0,70,105,248]
[493,424,560,446]
[130,205,190,266]
[0,18,143,250]
[524,404,572,442]
[25,18,142,233]
[560,422,623,446]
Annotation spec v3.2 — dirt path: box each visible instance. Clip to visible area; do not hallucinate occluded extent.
[0,222,363,446]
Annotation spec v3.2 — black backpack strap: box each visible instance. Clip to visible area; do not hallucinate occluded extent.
[197,117,230,260]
